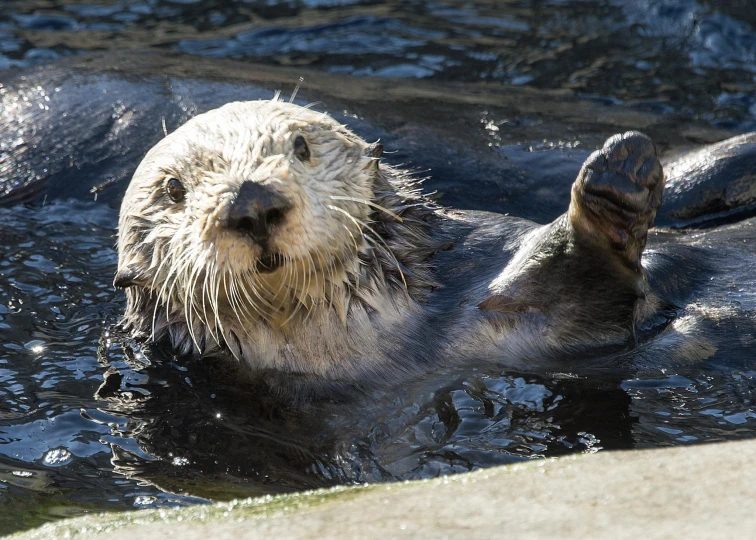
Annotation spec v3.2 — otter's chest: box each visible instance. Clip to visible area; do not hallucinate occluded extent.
[232,213,538,378]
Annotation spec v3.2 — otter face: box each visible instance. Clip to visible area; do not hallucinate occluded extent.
[116,100,384,346]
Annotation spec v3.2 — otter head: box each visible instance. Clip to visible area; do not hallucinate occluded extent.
[115,100,402,358]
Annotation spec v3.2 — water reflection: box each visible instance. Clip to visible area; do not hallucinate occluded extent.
[94,334,344,500]
[0,0,754,127]
[93,328,636,495]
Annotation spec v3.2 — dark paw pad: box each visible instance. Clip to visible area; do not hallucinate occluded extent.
[570,131,664,266]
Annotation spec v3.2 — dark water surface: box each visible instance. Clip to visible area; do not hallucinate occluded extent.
[1,0,756,536]
[1,0,755,130]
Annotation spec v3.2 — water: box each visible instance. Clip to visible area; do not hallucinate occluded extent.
[1,0,755,130]
[1,0,756,535]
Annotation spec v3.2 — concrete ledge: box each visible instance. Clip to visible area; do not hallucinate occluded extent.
[14,439,756,539]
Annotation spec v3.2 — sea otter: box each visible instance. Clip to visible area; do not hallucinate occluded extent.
[114,98,680,381]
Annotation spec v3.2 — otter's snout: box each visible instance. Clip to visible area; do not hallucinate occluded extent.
[227,181,291,243]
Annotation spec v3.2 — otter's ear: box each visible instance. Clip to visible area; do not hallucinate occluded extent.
[365,143,383,169]
[114,266,143,289]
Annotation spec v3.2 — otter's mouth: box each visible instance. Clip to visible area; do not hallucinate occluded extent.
[256,252,284,274]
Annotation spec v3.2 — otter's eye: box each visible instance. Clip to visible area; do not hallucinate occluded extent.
[293,136,310,162]
[165,177,185,202]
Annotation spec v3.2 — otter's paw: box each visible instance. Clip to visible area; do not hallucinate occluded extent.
[569,131,664,268]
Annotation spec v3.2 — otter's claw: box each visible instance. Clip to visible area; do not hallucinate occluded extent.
[569,131,664,269]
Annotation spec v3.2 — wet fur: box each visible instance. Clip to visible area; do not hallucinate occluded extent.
[115,100,724,385]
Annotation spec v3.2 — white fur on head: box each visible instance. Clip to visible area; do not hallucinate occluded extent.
[116,99,441,377]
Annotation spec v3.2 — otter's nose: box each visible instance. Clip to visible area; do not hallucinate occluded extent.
[227,181,291,243]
